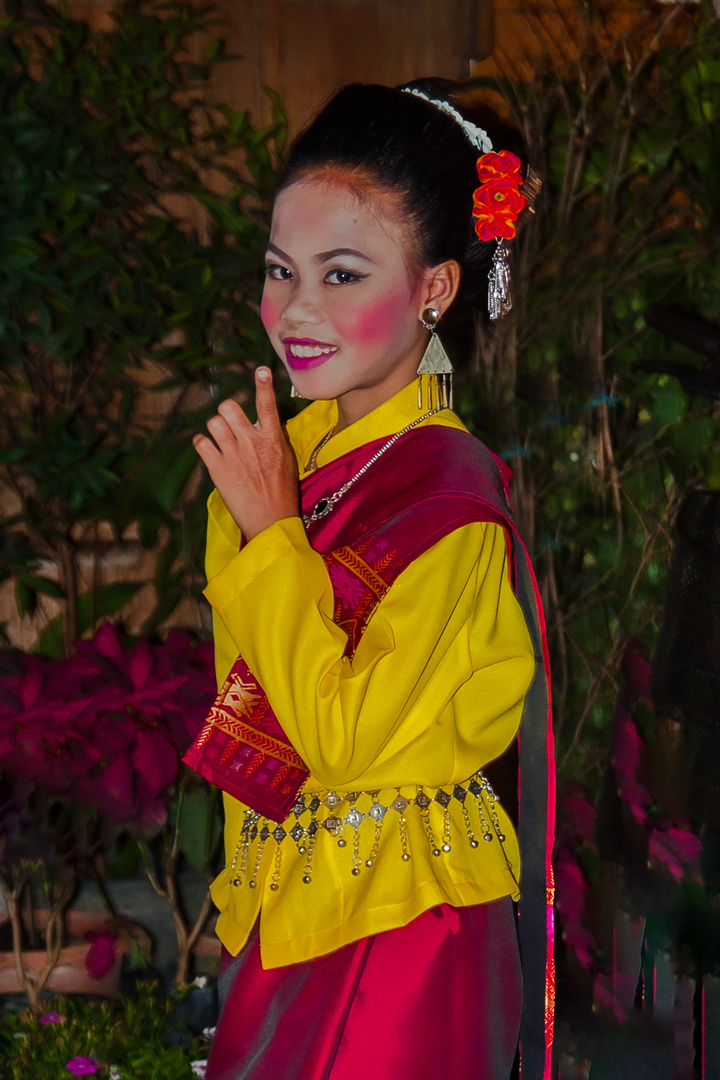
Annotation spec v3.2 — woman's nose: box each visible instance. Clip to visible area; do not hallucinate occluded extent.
[281,280,323,326]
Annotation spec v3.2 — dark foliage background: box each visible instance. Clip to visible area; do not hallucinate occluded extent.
[0,0,285,656]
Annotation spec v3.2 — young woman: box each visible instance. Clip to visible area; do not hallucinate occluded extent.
[185,80,554,1080]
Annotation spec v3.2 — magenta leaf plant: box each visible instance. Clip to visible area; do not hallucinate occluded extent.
[0,622,218,1000]
[0,622,215,833]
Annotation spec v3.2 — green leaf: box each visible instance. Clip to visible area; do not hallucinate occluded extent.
[204,38,221,62]
[176,783,222,873]
[15,577,34,618]
[36,581,144,657]
[0,447,28,463]
[60,185,77,211]
[21,573,65,598]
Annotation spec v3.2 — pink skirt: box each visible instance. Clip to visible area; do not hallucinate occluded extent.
[206,899,522,1080]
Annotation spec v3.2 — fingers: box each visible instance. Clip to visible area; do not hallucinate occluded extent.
[193,431,221,469]
[206,410,241,456]
[217,397,252,434]
[203,398,252,454]
[254,367,281,429]
[194,367,280,467]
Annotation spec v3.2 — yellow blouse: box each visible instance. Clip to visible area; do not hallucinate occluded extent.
[204,380,535,969]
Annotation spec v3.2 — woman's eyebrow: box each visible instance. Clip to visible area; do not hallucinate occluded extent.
[265,242,292,262]
[314,247,375,264]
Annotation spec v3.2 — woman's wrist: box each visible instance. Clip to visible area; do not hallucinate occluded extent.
[241,510,302,544]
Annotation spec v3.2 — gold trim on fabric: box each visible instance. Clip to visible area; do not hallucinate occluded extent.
[330,547,389,598]
[203,708,307,770]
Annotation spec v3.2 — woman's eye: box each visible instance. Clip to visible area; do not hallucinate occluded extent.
[326,269,364,285]
[265,264,292,281]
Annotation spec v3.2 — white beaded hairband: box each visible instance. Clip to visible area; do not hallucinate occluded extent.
[401,87,494,153]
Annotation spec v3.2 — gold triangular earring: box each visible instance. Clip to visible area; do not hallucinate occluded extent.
[417,307,453,411]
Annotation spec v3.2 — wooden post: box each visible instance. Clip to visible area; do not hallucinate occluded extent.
[469,0,495,63]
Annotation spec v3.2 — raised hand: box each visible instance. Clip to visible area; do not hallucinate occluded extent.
[193,367,300,541]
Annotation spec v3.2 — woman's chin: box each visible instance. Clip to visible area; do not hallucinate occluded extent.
[289,375,345,401]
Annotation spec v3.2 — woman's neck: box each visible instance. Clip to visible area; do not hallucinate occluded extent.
[333,357,422,434]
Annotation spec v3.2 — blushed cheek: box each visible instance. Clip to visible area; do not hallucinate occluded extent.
[260,291,280,336]
[336,291,410,348]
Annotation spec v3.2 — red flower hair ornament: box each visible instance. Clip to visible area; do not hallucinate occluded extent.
[472,150,527,242]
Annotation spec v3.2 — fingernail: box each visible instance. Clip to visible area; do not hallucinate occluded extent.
[257,367,271,381]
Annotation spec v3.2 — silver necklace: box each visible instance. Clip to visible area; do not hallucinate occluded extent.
[306,426,337,473]
[302,408,442,527]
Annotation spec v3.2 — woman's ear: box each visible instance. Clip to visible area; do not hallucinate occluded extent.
[420,260,462,318]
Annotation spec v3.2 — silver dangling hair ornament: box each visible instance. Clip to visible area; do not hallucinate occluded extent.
[488,240,512,322]
[486,169,542,323]
[416,307,453,412]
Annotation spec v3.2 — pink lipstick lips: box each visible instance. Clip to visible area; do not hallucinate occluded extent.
[283,337,338,371]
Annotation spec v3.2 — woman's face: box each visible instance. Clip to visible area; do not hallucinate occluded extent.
[260,176,431,423]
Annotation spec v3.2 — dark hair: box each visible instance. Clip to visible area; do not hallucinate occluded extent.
[278,78,526,309]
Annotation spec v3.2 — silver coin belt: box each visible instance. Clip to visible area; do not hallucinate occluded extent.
[229,770,514,892]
